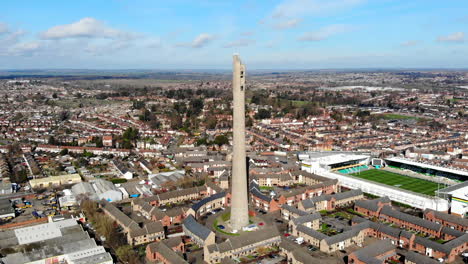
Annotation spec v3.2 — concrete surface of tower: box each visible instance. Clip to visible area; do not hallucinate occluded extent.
[230,54,249,231]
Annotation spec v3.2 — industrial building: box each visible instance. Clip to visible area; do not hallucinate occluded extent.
[0,217,113,264]
[71,179,123,202]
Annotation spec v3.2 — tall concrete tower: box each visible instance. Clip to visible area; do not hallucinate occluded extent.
[230,54,249,230]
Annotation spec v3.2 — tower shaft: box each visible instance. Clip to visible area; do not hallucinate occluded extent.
[230,55,249,230]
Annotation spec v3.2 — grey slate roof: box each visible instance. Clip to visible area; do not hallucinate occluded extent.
[414,236,450,254]
[191,192,226,212]
[324,228,361,245]
[249,180,271,202]
[424,208,468,228]
[296,225,328,240]
[380,206,441,232]
[333,189,363,201]
[444,233,468,249]
[354,199,380,212]
[377,224,401,238]
[183,215,213,241]
[292,212,321,226]
[441,226,465,238]
[148,241,188,264]
[396,249,440,264]
[281,204,308,216]
[352,239,395,264]
[207,227,280,254]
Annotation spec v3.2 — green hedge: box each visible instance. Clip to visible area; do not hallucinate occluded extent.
[110,178,127,184]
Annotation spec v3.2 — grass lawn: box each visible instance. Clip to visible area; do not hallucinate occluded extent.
[350,169,440,196]
[378,113,420,120]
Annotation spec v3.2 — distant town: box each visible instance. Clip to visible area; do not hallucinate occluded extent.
[0,67,467,264]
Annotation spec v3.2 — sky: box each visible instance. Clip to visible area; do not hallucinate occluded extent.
[0,0,467,69]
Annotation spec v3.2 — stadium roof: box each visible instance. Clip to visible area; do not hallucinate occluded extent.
[437,181,468,194]
[385,157,468,177]
[301,153,369,166]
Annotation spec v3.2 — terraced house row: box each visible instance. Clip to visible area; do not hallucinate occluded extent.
[249,172,340,212]
[354,198,468,240]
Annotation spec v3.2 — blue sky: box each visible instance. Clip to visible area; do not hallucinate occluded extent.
[0,0,467,69]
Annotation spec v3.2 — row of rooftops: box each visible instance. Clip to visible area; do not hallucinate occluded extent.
[352,215,468,255]
[355,199,466,238]
[300,189,363,210]
[100,200,164,239]
[143,185,207,203]
[206,226,281,254]
[424,208,468,228]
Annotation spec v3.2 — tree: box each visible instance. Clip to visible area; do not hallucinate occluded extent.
[251,94,261,104]
[123,127,139,141]
[331,112,343,122]
[83,150,94,158]
[173,102,187,114]
[91,137,103,148]
[254,109,271,120]
[116,245,138,264]
[60,148,69,156]
[356,110,370,118]
[246,117,253,127]
[13,113,23,121]
[11,169,27,183]
[214,135,229,146]
[148,119,161,129]
[48,136,58,145]
[188,99,204,117]
[81,199,98,220]
[59,111,70,121]
[205,115,218,129]
[139,109,151,121]
[196,137,208,146]
[95,216,115,241]
[132,100,145,110]
[170,115,183,130]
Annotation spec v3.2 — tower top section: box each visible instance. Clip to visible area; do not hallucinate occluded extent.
[233,54,243,66]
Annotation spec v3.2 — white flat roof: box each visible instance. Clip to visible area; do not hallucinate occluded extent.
[302,154,369,166]
[386,157,468,177]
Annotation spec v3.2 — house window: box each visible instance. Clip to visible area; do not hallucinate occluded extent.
[240,85,244,91]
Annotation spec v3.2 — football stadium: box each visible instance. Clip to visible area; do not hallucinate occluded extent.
[349,169,440,196]
[298,152,461,210]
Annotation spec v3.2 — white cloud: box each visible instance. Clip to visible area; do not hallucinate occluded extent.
[223,39,255,48]
[146,38,163,49]
[274,18,302,30]
[400,40,419,47]
[85,40,132,56]
[0,23,8,34]
[192,33,215,48]
[40,17,138,40]
[437,32,465,43]
[8,41,42,56]
[0,23,30,56]
[0,30,25,45]
[299,24,352,41]
[177,33,215,48]
[272,0,365,19]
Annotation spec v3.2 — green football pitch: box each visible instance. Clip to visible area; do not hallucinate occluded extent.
[350,169,441,196]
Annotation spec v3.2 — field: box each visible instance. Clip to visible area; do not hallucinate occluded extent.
[379,113,420,120]
[350,169,440,196]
